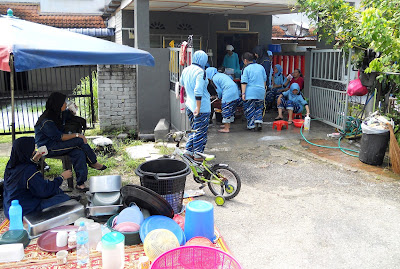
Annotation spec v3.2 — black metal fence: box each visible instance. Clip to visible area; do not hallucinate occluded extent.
[0,65,97,135]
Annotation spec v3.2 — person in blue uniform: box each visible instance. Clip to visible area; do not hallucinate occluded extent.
[253,45,272,83]
[276,83,310,124]
[266,64,287,110]
[241,52,267,131]
[34,92,106,191]
[179,50,211,161]
[206,67,240,133]
[3,137,71,219]
[222,45,241,78]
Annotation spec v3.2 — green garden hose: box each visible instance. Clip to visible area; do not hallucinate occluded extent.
[300,118,360,157]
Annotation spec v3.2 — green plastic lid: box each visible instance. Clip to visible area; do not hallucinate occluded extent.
[102,231,124,246]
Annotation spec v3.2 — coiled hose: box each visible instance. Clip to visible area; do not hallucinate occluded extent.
[300,118,360,157]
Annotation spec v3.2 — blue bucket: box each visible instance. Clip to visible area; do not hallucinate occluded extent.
[184,200,216,242]
[268,44,281,53]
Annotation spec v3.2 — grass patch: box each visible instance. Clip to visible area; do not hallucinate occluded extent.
[0,130,146,186]
[156,144,174,156]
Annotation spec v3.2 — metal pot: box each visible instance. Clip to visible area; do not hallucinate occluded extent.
[89,175,121,193]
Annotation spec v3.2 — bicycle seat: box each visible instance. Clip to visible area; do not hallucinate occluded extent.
[197,152,215,161]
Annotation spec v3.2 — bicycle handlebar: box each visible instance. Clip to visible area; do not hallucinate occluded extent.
[167,130,197,142]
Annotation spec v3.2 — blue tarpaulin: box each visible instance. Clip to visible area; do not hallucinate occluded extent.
[0,15,154,72]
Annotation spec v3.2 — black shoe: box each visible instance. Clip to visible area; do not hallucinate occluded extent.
[90,164,107,171]
[247,128,256,132]
[256,123,262,131]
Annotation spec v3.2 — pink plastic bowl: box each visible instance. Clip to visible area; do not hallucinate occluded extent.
[114,222,140,233]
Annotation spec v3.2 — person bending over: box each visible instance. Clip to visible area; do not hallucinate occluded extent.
[206,67,240,133]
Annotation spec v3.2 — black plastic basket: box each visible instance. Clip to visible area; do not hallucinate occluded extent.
[135,159,190,213]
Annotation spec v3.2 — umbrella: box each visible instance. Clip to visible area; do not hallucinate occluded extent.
[0,10,155,140]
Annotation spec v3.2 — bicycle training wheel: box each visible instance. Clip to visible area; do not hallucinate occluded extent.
[208,165,241,200]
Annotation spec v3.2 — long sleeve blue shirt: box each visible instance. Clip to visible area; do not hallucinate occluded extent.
[241,63,267,100]
[34,119,64,149]
[180,65,211,113]
[282,88,308,112]
[222,52,240,78]
[3,164,63,218]
[212,73,239,103]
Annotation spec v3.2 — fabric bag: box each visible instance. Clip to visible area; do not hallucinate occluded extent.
[63,115,87,134]
[347,71,368,96]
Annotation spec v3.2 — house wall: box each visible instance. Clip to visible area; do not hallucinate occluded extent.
[136,48,170,134]
[97,64,137,131]
[121,11,272,62]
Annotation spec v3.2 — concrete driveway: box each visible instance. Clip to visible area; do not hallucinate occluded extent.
[187,118,400,269]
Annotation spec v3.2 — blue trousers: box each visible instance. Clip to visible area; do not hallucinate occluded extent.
[185,108,210,159]
[243,99,264,129]
[38,192,70,211]
[47,138,97,185]
[221,99,239,123]
[277,99,301,113]
[265,87,279,106]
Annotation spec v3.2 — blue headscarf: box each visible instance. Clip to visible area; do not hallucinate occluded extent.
[274,64,283,79]
[206,67,218,81]
[288,83,301,98]
[4,137,36,189]
[192,50,208,69]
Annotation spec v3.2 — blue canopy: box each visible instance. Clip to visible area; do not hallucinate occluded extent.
[0,15,154,72]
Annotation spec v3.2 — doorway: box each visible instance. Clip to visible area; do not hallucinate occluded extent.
[216,32,259,68]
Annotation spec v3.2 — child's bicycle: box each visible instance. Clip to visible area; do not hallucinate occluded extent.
[165,130,241,206]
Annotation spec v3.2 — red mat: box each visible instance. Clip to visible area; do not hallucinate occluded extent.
[0,198,231,268]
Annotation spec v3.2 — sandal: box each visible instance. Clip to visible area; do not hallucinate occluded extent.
[75,185,89,192]
[288,121,293,125]
[89,163,107,171]
[274,116,283,120]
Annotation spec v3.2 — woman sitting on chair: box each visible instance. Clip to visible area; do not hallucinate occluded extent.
[3,137,71,218]
[34,92,106,191]
[275,83,310,125]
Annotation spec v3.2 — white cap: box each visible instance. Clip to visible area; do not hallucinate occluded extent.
[226,45,234,51]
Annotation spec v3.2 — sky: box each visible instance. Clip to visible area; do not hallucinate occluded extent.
[272,12,311,28]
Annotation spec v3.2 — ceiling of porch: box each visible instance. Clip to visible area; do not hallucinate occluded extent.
[104,0,299,17]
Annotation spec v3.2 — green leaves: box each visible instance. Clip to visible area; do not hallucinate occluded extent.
[297,0,400,74]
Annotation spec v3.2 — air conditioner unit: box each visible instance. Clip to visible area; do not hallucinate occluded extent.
[228,20,249,31]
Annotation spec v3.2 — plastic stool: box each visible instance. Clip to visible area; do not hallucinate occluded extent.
[272,120,288,131]
[184,200,215,242]
[293,113,303,119]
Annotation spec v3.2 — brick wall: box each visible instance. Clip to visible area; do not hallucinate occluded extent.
[97,65,137,131]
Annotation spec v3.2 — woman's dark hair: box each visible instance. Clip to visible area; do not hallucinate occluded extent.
[242,52,255,62]
[35,92,66,128]
[217,66,225,73]
[294,68,303,77]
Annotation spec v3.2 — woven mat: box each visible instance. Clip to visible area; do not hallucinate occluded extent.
[0,198,231,269]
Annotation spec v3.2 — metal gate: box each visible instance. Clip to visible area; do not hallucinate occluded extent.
[309,49,352,130]
[0,65,97,135]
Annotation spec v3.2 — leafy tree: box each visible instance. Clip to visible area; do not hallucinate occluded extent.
[297,0,400,142]
[297,0,400,83]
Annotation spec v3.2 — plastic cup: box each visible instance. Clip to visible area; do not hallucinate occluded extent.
[56,250,68,265]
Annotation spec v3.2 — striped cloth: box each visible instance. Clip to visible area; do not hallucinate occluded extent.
[186,108,211,158]
[243,99,263,129]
